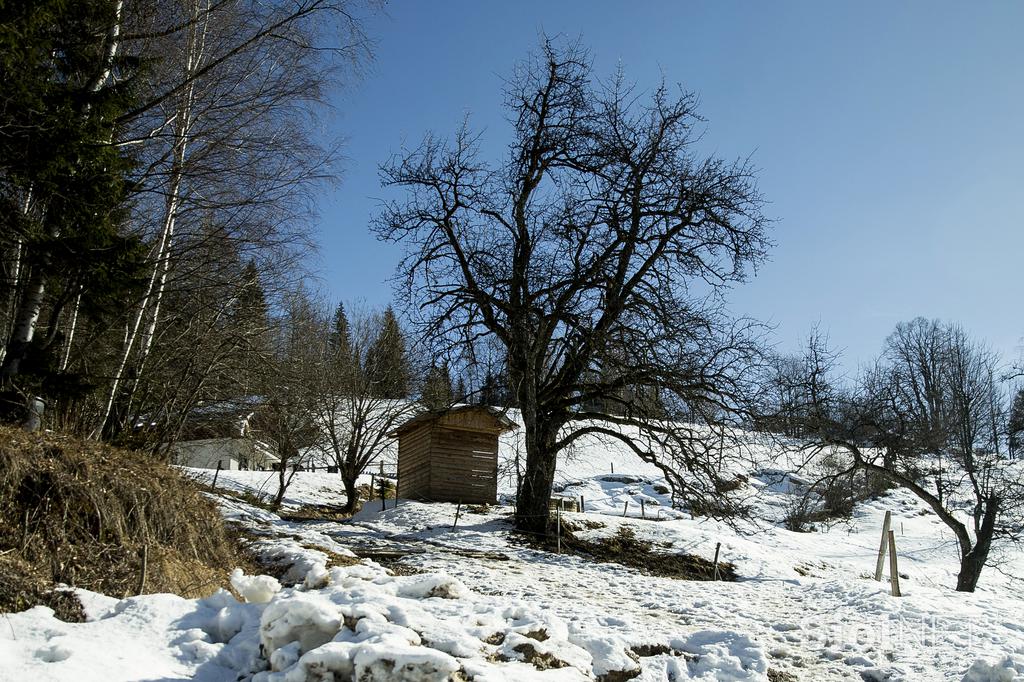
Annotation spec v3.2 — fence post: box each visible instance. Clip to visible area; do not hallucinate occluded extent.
[452,501,462,532]
[212,461,222,490]
[713,542,722,581]
[580,495,584,512]
[874,511,892,581]
[622,501,629,517]
[888,530,901,597]
[641,499,646,519]
[556,505,561,555]
[611,462,614,474]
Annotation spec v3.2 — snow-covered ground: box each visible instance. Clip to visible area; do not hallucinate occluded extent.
[4,427,1024,681]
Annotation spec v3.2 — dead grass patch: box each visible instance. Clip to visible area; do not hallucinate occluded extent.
[518,524,737,581]
[0,427,257,614]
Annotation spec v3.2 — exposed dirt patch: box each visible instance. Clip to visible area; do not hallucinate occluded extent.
[516,524,737,581]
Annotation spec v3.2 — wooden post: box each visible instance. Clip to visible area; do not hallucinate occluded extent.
[622,501,629,517]
[393,471,400,509]
[556,506,561,555]
[212,460,222,490]
[713,542,721,581]
[641,499,646,519]
[611,462,614,474]
[452,501,462,531]
[580,495,584,512]
[874,511,892,581]
[136,544,149,595]
[888,530,901,597]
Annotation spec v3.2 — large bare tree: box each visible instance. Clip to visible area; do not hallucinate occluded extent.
[376,39,770,532]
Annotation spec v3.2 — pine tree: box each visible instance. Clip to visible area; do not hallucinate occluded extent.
[365,306,409,398]
[0,0,145,396]
[227,261,270,395]
[329,301,353,362]
[421,363,453,411]
[1009,388,1024,458]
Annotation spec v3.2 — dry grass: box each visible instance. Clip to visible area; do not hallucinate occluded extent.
[0,427,257,618]
[519,523,737,581]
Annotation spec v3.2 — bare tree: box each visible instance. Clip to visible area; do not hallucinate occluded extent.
[311,307,418,513]
[793,321,1022,592]
[252,287,326,508]
[376,38,770,532]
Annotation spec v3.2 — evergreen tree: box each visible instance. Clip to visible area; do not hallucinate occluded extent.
[226,261,270,396]
[421,363,453,411]
[0,0,145,400]
[1009,388,1024,458]
[328,301,353,366]
[365,306,409,398]
[454,375,467,404]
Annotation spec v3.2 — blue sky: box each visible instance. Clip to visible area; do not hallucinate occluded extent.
[313,1,1023,373]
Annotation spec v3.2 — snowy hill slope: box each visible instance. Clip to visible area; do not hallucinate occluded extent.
[5,421,1024,681]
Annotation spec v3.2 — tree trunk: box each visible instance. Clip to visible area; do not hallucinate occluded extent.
[955,497,998,592]
[955,548,988,592]
[0,267,46,382]
[341,472,358,514]
[515,403,558,534]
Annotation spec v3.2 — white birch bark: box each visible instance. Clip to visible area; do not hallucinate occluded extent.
[97,0,208,435]
[1,3,122,381]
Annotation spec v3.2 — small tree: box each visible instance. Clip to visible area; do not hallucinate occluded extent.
[420,363,454,411]
[312,308,417,513]
[253,288,325,509]
[793,321,1022,592]
[365,306,410,399]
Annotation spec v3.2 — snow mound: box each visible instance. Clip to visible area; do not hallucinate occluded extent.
[231,568,282,604]
[963,655,1024,682]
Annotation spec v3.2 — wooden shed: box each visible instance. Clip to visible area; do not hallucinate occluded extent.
[392,406,517,504]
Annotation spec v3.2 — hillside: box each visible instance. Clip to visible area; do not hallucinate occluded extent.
[3,421,1024,681]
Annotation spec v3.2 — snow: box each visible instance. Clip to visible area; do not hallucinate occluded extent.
[5,422,1024,681]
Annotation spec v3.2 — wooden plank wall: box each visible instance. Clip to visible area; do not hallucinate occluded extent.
[437,410,504,434]
[427,426,498,504]
[397,423,431,499]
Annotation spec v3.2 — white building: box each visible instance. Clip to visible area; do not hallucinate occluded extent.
[167,401,279,470]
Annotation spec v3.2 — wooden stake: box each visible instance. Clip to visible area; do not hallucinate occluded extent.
[452,501,462,531]
[580,495,585,512]
[888,530,901,597]
[611,462,614,474]
[137,544,149,595]
[212,460,222,490]
[622,501,629,517]
[641,499,646,519]
[556,506,561,555]
[713,542,721,581]
[874,510,892,581]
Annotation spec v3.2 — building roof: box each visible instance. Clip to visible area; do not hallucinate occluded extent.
[389,405,519,438]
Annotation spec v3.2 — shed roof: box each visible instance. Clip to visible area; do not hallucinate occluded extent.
[389,405,519,438]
